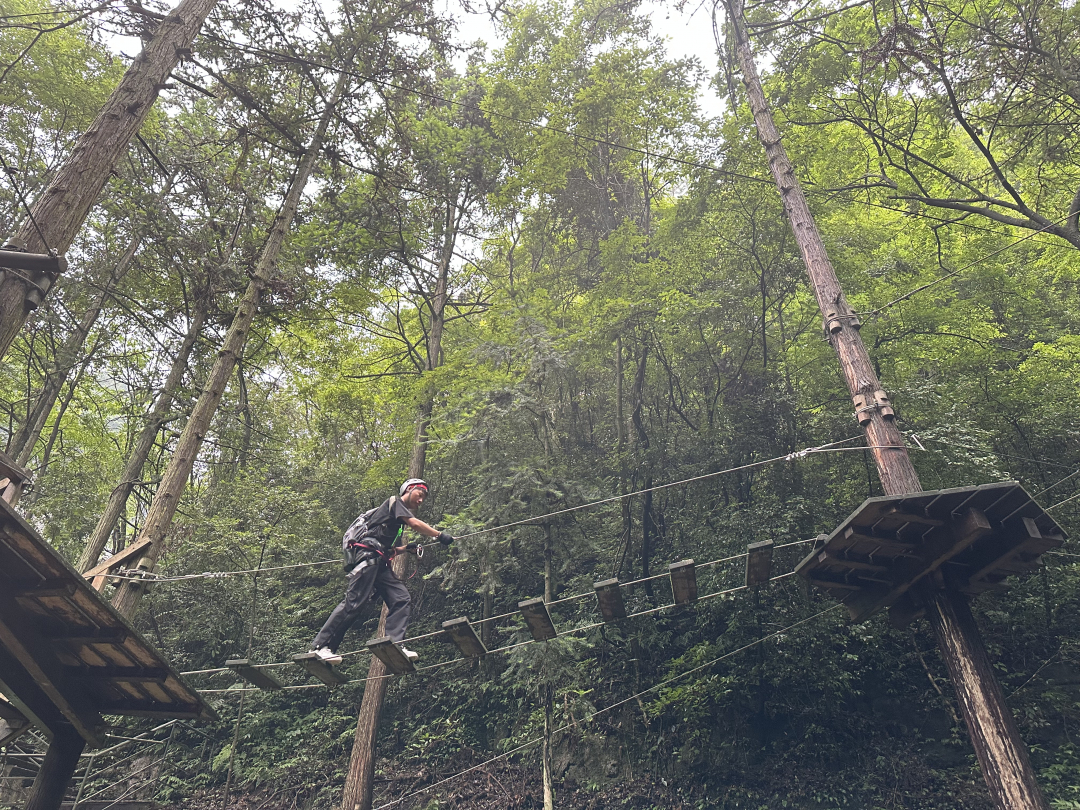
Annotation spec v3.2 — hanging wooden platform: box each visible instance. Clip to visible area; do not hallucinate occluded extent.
[795,481,1065,625]
[0,497,216,748]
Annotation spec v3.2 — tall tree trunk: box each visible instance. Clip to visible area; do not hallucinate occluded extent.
[110,70,348,618]
[78,300,206,573]
[343,200,456,810]
[0,0,217,360]
[724,3,1047,807]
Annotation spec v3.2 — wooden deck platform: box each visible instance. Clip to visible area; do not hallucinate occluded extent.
[795,481,1065,625]
[0,496,216,748]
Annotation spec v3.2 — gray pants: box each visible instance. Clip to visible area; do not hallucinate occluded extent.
[312,561,411,651]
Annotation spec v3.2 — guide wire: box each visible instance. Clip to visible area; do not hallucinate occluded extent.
[370,603,842,810]
[115,436,868,587]
[861,214,1074,318]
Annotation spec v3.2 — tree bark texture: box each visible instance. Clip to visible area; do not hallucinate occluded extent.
[78,301,205,573]
[927,587,1047,809]
[726,0,920,496]
[726,4,1047,807]
[0,0,217,360]
[542,684,555,810]
[110,69,348,618]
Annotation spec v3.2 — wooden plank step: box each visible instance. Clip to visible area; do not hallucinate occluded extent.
[518,598,557,641]
[226,659,283,691]
[746,540,774,587]
[292,652,349,686]
[594,579,626,621]
[442,617,487,658]
[367,637,416,675]
[668,560,697,604]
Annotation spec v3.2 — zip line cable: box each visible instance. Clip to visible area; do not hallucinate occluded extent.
[111,435,869,587]
[369,603,843,810]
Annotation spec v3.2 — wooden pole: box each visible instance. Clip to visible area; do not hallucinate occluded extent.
[723,2,1047,807]
[25,724,85,810]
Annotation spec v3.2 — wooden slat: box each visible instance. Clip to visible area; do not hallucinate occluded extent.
[819,549,890,573]
[847,508,993,622]
[293,652,349,686]
[367,637,416,675]
[0,591,104,745]
[594,579,626,622]
[843,528,918,555]
[70,666,168,684]
[12,581,78,599]
[518,598,557,641]
[52,630,128,646]
[668,560,697,605]
[95,701,204,719]
[226,659,284,691]
[442,618,486,658]
[880,506,944,527]
[746,540,774,587]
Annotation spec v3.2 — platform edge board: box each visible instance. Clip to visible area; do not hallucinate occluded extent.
[0,497,218,725]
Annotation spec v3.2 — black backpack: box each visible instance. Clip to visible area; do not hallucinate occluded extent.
[341,496,398,570]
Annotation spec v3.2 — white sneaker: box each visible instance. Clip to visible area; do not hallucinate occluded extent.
[313,647,342,665]
[399,645,418,662]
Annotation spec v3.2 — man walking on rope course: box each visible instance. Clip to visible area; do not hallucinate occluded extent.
[311,478,454,664]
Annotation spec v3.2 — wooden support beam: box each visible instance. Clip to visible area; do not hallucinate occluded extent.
[746,540,774,587]
[842,527,917,556]
[0,592,104,745]
[668,560,697,605]
[593,579,626,622]
[881,506,944,527]
[366,637,416,676]
[809,577,861,591]
[819,550,890,573]
[82,537,153,581]
[441,618,486,658]
[51,630,128,646]
[848,507,993,623]
[293,652,349,687]
[518,598,557,641]
[69,666,167,684]
[12,581,78,599]
[226,659,283,691]
[887,592,925,629]
[965,517,1059,587]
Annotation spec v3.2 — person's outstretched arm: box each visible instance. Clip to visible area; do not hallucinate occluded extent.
[402,517,453,546]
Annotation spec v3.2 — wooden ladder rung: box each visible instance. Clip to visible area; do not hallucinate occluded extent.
[227,659,284,691]
[518,598,557,641]
[594,579,626,622]
[367,637,416,675]
[442,617,487,658]
[668,560,697,605]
